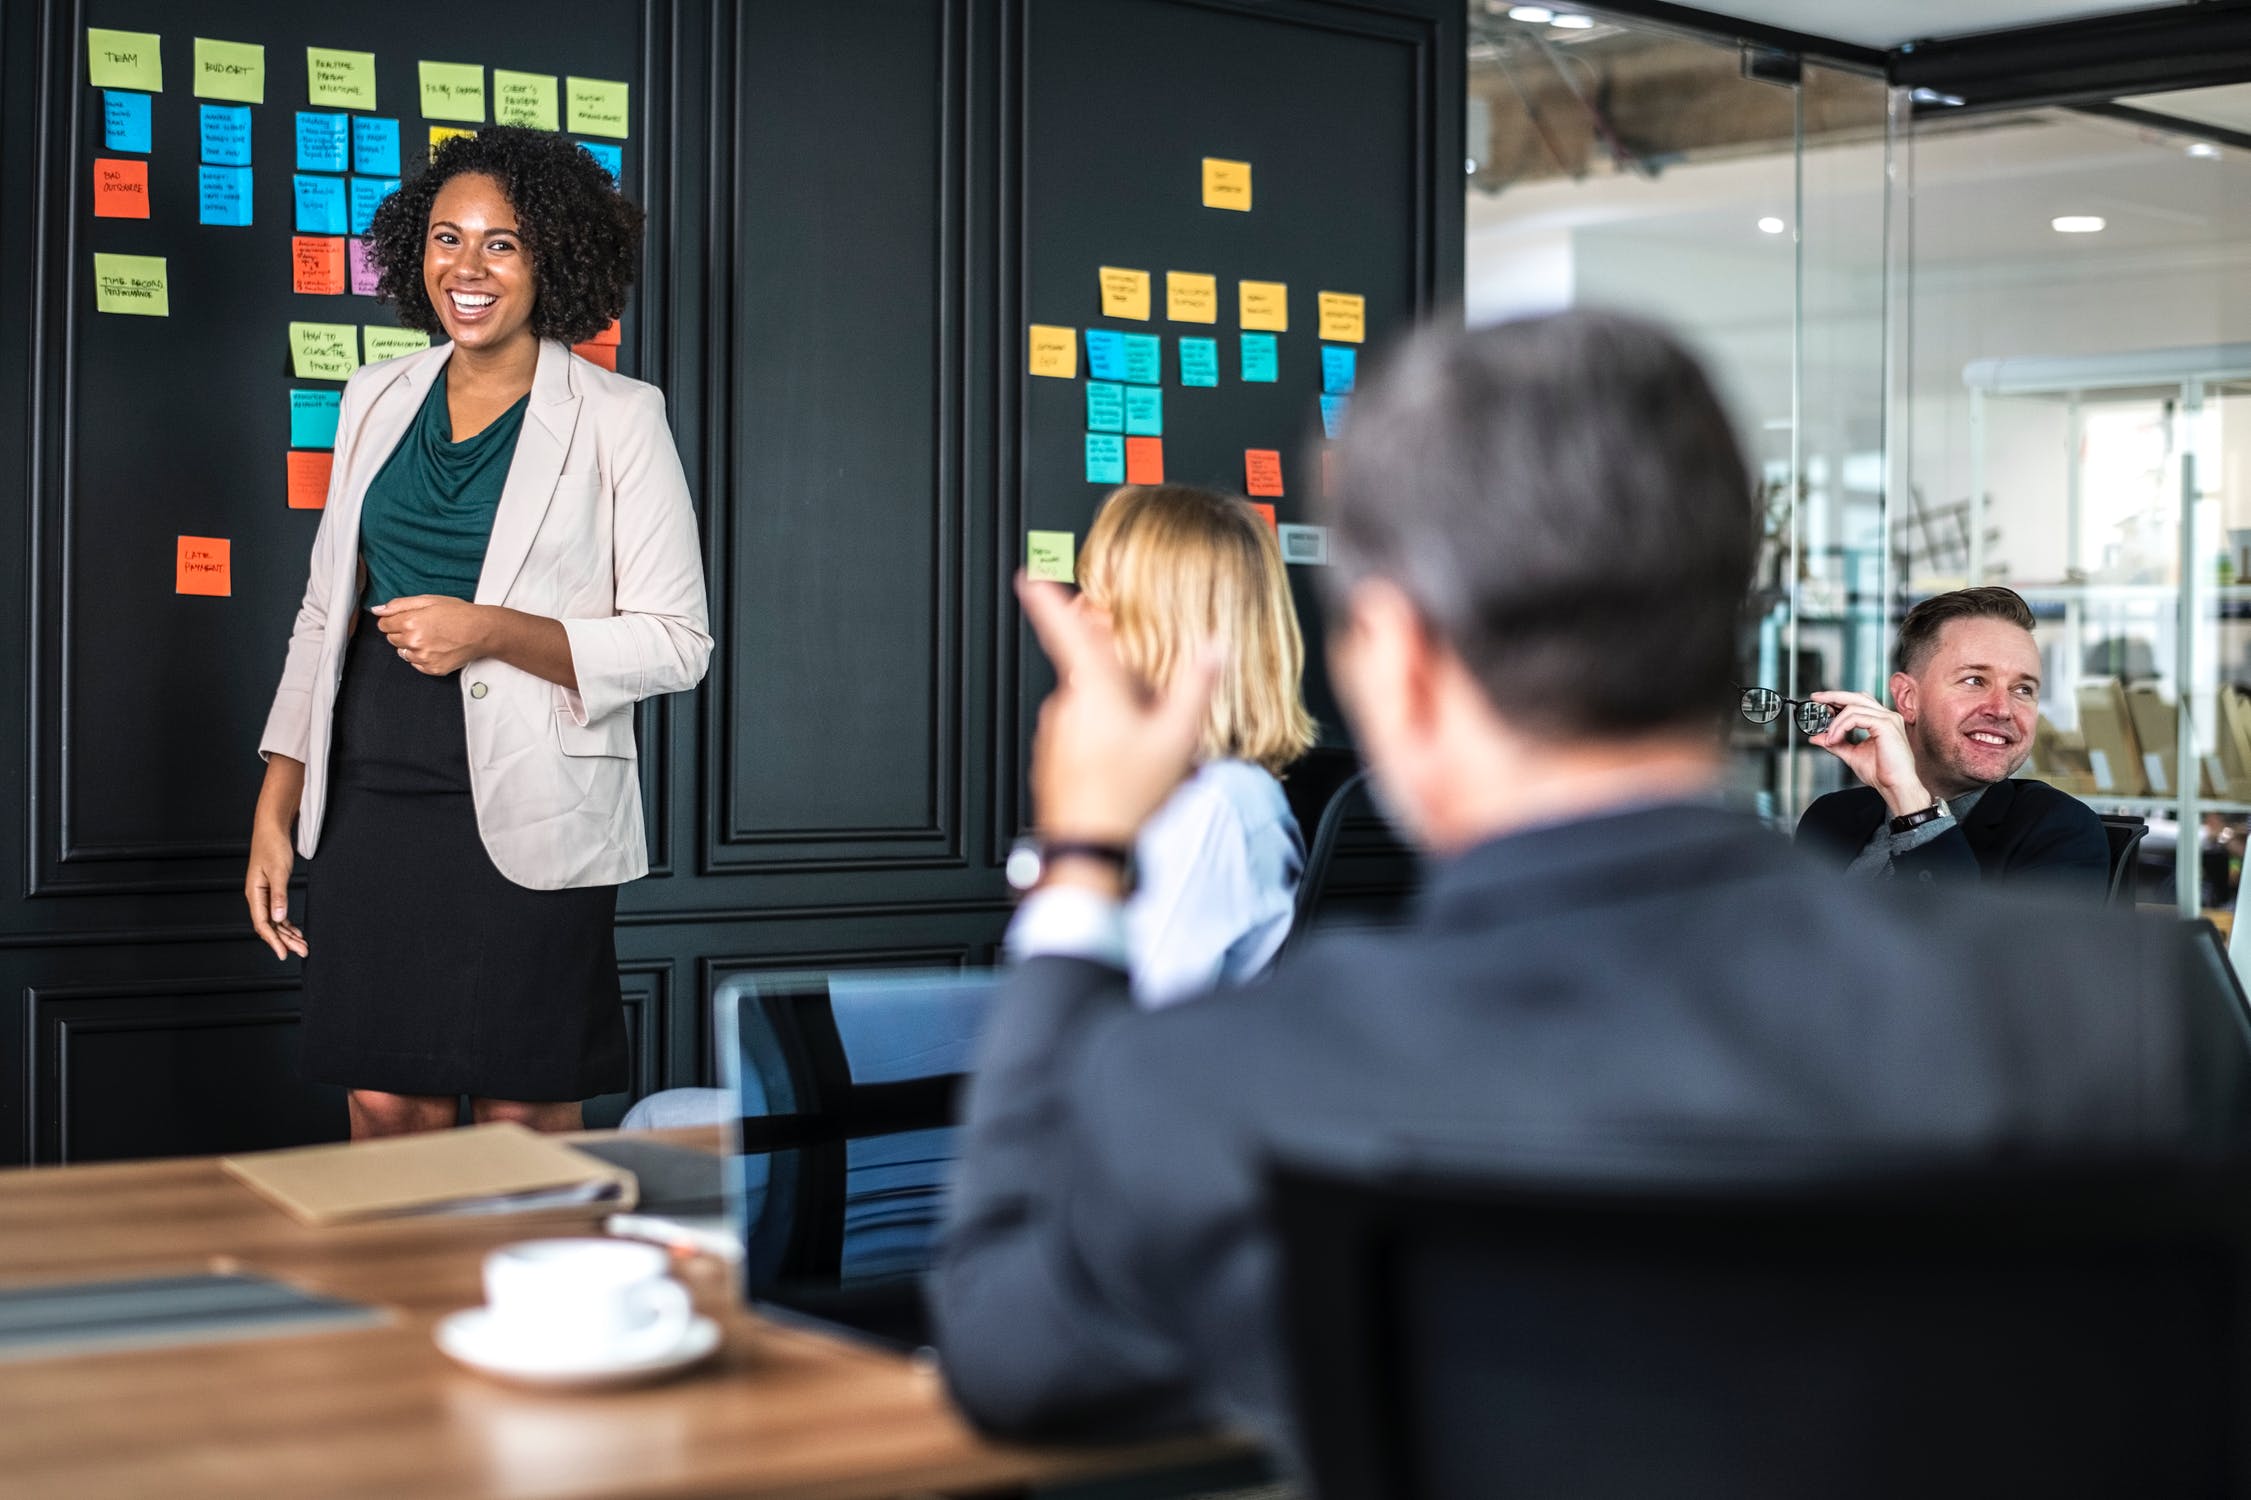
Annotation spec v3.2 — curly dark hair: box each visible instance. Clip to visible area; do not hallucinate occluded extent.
[363,125,643,347]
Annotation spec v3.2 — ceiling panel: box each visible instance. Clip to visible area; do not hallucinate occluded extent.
[1614,0,2190,52]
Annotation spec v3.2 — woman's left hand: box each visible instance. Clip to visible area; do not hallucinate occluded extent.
[372,596,494,676]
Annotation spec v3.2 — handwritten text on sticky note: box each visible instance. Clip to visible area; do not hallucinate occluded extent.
[200,165,252,226]
[307,47,377,110]
[1125,436,1163,485]
[1086,434,1125,486]
[1166,271,1217,324]
[493,70,560,130]
[293,236,346,295]
[296,111,349,172]
[350,176,398,236]
[1179,337,1219,387]
[1122,334,1162,386]
[1321,345,1356,394]
[1086,381,1124,433]
[1245,449,1284,498]
[1085,329,1127,382]
[294,174,348,234]
[1028,324,1077,379]
[193,37,264,103]
[1239,280,1287,332]
[93,253,168,316]
[201,103,250,165]
[93,158,150,219]
[105,91,153,153]
[1026,531,1076,584]
[1318,291,1365,344]
[1099,266,1151,322]
[420,61,486,122]
[353,116,401,176]
[364,326,432,362]
[1320,394,1350,439]
[566,76,630,138]
[286,451,334,510]
[290,389,342,449]
[1202,157,1251,211]
[290,321,359,379]
[87,29,163,93]
[176,536,231,596]
[1124,386,1162,436]
[1240,333,1278,383]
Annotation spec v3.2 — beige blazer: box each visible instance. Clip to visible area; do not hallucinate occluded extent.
[260,339,711,890]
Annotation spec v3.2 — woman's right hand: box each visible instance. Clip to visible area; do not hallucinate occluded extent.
[248,755,310,960]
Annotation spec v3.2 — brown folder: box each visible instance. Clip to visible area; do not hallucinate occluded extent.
[220,1122,639,1226]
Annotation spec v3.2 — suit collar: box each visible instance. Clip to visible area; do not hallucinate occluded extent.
[475,340,582,604]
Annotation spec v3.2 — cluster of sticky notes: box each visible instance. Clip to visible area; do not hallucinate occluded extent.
[1026,531,1076,584]
[93,252,169,315]
[196,103,255,225]
[93,158,150,219]
[176,536,231,597]
[286,450,334,510]
[290,321,360,379]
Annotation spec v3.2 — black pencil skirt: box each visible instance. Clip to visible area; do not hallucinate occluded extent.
[299,613,628,1102]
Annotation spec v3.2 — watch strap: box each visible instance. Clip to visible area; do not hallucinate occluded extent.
[1888,800,1950,835]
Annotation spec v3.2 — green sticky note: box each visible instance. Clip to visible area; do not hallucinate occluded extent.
[419,60,486,123]
[493,70,559,131]
[307,47,377,110]
[1124,386,1162,437]
[87,29,163,92]
[92,253,168,316]
[1027,531,1076,584]
[290,321,360,380]
[193,38,263,103]
[363,325,431,362]
[566,76,630,138]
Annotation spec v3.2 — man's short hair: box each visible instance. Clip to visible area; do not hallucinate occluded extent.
[1894,587,2037,676]
[1322,311,1756,738]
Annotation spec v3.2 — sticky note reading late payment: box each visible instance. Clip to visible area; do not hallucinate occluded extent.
[1124,436,1163,485]
[193,38,264,103]
[291,321,359,379]
[297,112,349,172]
[1166,272,1217,324]
[88,29,163,92]
[176,537,231,596]
[286,451,334,510]
[1322,345,1356,394]
[1086,382,1124,433]
[1121,334,1162,386]
[290,390,342,449]
[307,47,377,110]
[353,117,401,176]
[199,165,252,226]
[1124,386,1161,436]
[1245,449,1284,498]
[1241,333,1278,383]
[493,70,559,130]
[293,236,345,295]
[295,175,348,234]
[93,253,168,315]
[105,92,153,153]
[201,104,251,165]
[566,77,631,138]
[1026,531,1075,584]
[348,238,379,295]
[1099,266,1151,321]
[1086,434,1125,486]
[1202,157,1251,212]
[1318,291,1366,344]
[1085,329,1127,382]
[420,61,486,122]
[93,158,150,219]
[1178,337,1219,387]
[364,326,432,362]
[1239,280,1287,332]
[1027,324,1077,379]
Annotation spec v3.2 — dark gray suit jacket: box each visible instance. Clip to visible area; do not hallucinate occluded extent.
[932,804,2244,1455]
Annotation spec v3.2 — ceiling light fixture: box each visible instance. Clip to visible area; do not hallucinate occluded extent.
[1550,13,1596,28]
[2051,215,2106,233]
[1506,5,1555,20]
[1758,216,1786,234]
[2189,141,2223,160]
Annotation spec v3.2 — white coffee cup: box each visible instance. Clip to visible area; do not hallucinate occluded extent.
[481,1238,692,1363]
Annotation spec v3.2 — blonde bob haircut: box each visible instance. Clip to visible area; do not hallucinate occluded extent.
[1076,484,1316,776]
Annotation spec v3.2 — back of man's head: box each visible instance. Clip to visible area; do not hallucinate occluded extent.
[1324,311,1757,739]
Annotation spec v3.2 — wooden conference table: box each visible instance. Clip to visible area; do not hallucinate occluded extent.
[0,1131,1241,1500]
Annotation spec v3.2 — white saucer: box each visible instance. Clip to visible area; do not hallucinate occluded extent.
[434,1307,723,1390]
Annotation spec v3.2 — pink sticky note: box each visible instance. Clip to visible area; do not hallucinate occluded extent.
[348,238,379,297]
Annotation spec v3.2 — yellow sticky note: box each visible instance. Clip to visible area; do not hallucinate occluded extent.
[192,38,263,103]
[1165,271,1217,324]
[1099,267,1151,322]
[92,253,168,316]
[290,321,361,380]
[1202,157,1251,212]
[1027,531,1076,584]
[429,125,477,161]
[363,326,432,362]
[1028,324,1078,379]
[419,60,485,123]
[1239,279,1288,332]
[1318,291,1366,344]
[493,70,559,131]
[566,77,631,138]
[307,47,377,110]
[87,28,163,92]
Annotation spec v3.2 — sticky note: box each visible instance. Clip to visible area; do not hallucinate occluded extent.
[1086,434,1125,486]
[1085,329,1127,382]
[1241,332,1278,383]
[493,70,559,130]
[307,47,377,110]
[347,239,379,295]
[589,318,622,347]
[1239,280,1288,332]
[294,175,348,234]
[176,537,231,597]
[290,321,359,379]
[1125,436,1163,485]
[1321,345,1356,394]
[199,104,250,166]
[1178,337,1219,387]
[1028,324,1077,379]
[1026,531,1075,584]
[1318,291,1366,344]
[350,176,398,236]
[290,389,342,449]
[1098,266,1151,321]
[1202,157,1251,211]
[364,326,432,362]
[1124,386,1162,437]
[566,77,631,138]
[87,29,162,93]
[193,38,263,103]
[92,158,150,219]
[1085,382,1124,432]
[286,451,334,510]
[1122,334,1162,386]
[92,253,168,316]
[1247,502,1277,532]
[292,236,345,295]
[420,61,486,122]
[573,341,618,371]
[104,91,153,154]
[296,112,349,172]
[1278,523,1329,565]
[429,126,477,160]
[1320,394,1350,440]
[353,117,401,176]
[1165,271,1217,324]
[1245,449,1284,497]
[198,165,253,226]
[578,141,623,183]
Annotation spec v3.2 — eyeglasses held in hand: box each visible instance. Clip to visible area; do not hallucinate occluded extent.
[1738,685,1835,737]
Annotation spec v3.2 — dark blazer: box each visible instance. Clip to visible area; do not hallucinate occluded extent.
[932,805,2244,1460]
[1796,779,2110,897]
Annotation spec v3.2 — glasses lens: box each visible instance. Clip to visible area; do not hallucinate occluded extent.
[1741,688,1781,725]
[1796,700,1836,736]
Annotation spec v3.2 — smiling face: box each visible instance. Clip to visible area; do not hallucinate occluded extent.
[422,172,536,355]
[1893,615,2044,797]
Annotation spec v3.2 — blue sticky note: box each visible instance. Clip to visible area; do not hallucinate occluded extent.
[1241,333,1279,383]
[1122,334,1162,386]
[1124,386,1162,437]
[1086,381,1124,433]
[104,91,153,154]
[1085,329,1127,382]
[1178,337,1218,388]
[1322,345,1356,394]
[199,104,251,166]
[350,176,399,236]
[198,165,254,227]
[290,389,342,449]
[294,174,349,234]
[352,117,402,177]
[1320,394,1350,439]
[295,112,350,173]
[578,140,623,184]
[1085,433,1125,485]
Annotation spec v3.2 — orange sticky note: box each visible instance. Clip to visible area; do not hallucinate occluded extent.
[590,318,622,347]
[1124,436,1163,485]
[176,536,231,597]
[286,451,332,510]
[1248,502,1277,531]
[573,340,617,371]
[292,236,346,294]
[1245,449,1284,497]
[93,157,150,219]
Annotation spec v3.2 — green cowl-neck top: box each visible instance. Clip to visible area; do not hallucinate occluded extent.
[359,366,530,606]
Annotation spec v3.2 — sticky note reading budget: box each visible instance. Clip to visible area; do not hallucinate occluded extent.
[93,253,168,315]
[296,112,349,172]
[1086,434,1125,486]
[579,141,622,183]
[1124,436,1163,485]
[1084,329,1127,382]
[1241,332,1278,383]
[1202,157,1251,211]
[176,537,231,597]
[353,117,401,176]
[290,389,342,449]
[566,77,630,138]
[1165,271,1217,324]
[290,321,359,379]
[88,29,163,92]
[292,236,345,295]
[348,238,379,295]
[349,176,398,236]
[1098,266,1151,321]
[1085,382,1124,433]
[1026,531,1075,584]
[295,175,348,234]
[93,158,150,219]
[307,47,377,110]
[1318,291,1366,344]
[104,91,153,154]
[1027,324,1077,379]
[201,104,251,165]
[1124,386,1162,437]
[1245,449,1284,497]
[1239,280,1287,332]
[1321,345,1356,394]
[420,61,486,122]
[199,165,252,226]
[1178,337,1219,387]
[286,450,334,510]
[193,38,264,103]
[1320,394,1350,439]
[493,70,559,130]
[1121,334,1162,386]
[364,326,432,362]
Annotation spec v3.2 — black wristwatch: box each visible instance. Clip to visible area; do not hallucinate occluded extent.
[1005,836,1137,895]
[1888,799,1950,835]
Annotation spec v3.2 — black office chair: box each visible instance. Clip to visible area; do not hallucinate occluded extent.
[2100,813,2149,906]
[1283,759,1418,955]
[1272,1152,2251,1499]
